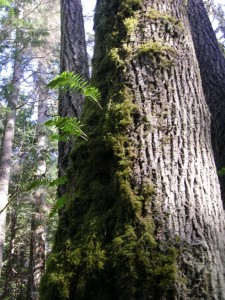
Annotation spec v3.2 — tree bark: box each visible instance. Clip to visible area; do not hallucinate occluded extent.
[40,0,225,299]
[0,53,22,276]
[2,203,18,298]
[58,0,89,197]
[188,0,225,203]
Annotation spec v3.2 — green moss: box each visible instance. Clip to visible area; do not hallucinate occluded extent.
[123,15,138,35]
[118,0,142,17]
[109,48,124,67]
[138,41,176,56]
[137,41,177,67]
[105,90,138,130]
[146,8,182,26]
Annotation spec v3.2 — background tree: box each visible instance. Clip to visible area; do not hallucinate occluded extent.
[204,0,225,53]
[40,0,225,299]
[0,0,60,297]
[0,3,24,274]
[26,62,48,300]
[189,0,225,202]
[58,0,89,198]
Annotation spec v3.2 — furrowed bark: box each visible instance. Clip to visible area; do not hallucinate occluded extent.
[58,0,89,197]
[188,0,225,204]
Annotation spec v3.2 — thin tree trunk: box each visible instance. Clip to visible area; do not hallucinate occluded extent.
[2,203,18,297]
[0,54,22,275]
[26,63,47,300]
[58,0,89,197]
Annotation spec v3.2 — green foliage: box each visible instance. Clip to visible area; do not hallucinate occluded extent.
[205,0,225,51]
[45,116,87,141]
[48,71,102,109]
[0,4,49,52]
[0,0,11,6]
[218,167,225,176]
[45,73,103,142]
[49,194,68,218]
[24,176,69,218]
[26,176,68,191]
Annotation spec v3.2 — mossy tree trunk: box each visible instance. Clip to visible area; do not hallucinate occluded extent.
[58,0,89,197]
[40,0,225,299]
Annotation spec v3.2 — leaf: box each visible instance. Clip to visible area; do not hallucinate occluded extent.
[49,176,68,187]
[26,178,50,191]
[45,116,88,141]
[44,119,55,126]
[218,167,225,176]
[47,71,102,108]
[26,176,68,191]
[49,194,68,218]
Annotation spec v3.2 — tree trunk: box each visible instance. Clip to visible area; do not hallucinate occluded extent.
[0,54,22,275]
[2,203,18,298]
[58,0,89,197]
[188,0,225,203]
[26,63,47,300]
[40,0,225,299]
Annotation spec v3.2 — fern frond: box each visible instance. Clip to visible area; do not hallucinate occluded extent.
[45,116,88,141]
[49,194,68,218]
[49,176,68,187]
[26,178,51,191]
[47,71,102,108]
[26,176,68,191]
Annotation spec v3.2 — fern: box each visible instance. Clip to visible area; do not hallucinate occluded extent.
[44,72,102,217]
[45,116,88,141]
[26,176,67,191]
[49,176,68,187]
[26,178,51,191]
[49,194,68,218]
[47,71,102,109]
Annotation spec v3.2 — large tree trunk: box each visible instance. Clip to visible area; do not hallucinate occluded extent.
[58,0,89,197]
[0,54,22,276]
[40,0,225,299]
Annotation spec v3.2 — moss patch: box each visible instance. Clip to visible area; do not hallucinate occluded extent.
[137,41,178,67]
[146,8,182,27]
[124,15,139,35]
